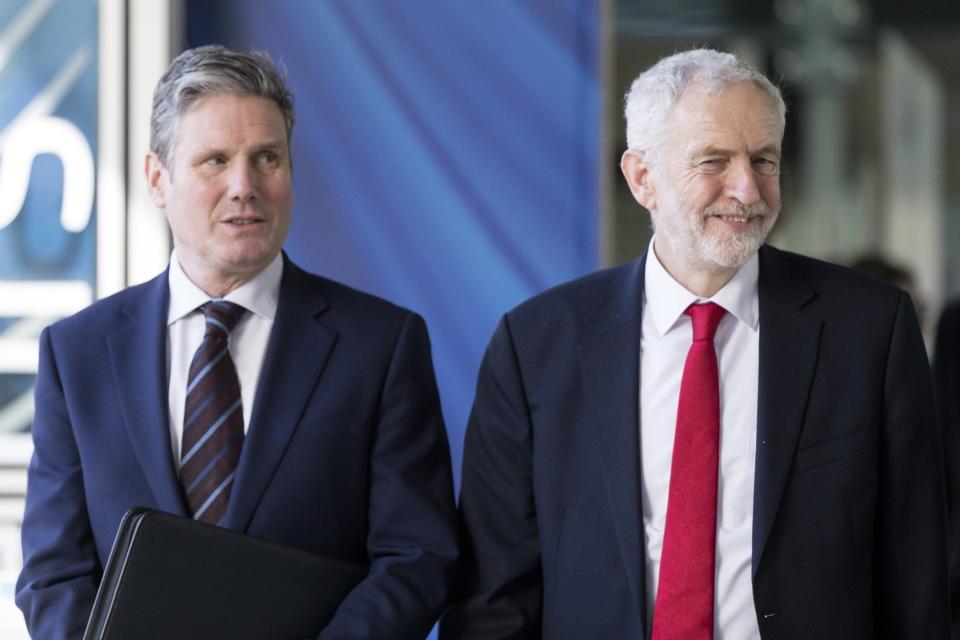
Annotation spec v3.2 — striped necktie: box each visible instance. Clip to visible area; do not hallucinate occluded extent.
[179,300,246,525]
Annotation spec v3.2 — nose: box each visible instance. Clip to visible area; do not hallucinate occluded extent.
[227,162,257,202]
[724,158,761,205]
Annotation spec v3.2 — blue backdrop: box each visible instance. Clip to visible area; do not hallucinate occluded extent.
[0,0,98,425]
[187,0,602,487]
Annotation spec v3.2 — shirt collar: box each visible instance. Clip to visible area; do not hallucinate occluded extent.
[167,251,283,325]
[643,238,759,337]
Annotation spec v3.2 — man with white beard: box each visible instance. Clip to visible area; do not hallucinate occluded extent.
[441,49,949,639]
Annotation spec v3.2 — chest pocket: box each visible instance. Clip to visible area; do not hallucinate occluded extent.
[793,423,875,475]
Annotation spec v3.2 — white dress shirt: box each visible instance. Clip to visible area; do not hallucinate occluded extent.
[166,251,282,464]
[640,240,761,639]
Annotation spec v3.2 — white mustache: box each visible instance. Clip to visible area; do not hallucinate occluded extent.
[702,202,769,219]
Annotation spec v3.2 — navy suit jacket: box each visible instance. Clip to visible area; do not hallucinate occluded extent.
[933,298,960,638]
[441,245,949,639]
[17,256,458,639]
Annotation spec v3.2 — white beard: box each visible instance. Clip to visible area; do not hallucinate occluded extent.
[656,198,779,271]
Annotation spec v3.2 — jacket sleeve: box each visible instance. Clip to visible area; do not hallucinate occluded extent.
[319,312,458,639]
[440,315,543,639]
[876,292,951,638]
[15,327,100,639]
[931,302,960,639]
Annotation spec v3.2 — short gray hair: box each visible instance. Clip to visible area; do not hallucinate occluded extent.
[624,48,785,161]
[150,44,295,168]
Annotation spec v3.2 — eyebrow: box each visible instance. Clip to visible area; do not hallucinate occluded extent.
[249,139,287,153]
[191,140,287,160]
[691,144,781,158]
[750,144,781,157]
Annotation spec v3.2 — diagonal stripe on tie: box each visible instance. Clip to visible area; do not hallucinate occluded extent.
[193,471,237,522]
[185,348,231,395]
[183,377,234,431]
[183,433,243,494]
[179,300,246,525]
[180,417,243,491]
[181,398,242,466]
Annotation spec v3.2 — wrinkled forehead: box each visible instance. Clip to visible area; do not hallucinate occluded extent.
[667,82,784,154]
[161,94,291,176]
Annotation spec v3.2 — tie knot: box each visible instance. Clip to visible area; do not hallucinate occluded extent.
[685,302,726,342]
[201,301,246,339]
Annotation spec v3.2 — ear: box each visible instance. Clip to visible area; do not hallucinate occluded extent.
[144,152,168,209]
[620,149,657,210]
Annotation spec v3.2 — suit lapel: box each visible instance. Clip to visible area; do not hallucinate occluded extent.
[575,246,820,605]
[577,257,648,626]
[223,259,338,531]
[752,245,821,575]
[108,272,188,515]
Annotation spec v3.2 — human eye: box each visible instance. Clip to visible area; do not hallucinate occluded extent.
[204,155,226,167]
[752,156,779,177]
[697,157,725,173]
[255,151,280,170]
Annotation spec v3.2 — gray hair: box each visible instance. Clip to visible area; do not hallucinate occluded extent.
[150,44,295,168]
[624,48,785,161]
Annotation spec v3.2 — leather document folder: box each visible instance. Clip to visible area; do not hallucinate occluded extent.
[84,507,368,639]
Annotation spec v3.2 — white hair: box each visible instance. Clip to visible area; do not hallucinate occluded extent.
[623,48,786,161]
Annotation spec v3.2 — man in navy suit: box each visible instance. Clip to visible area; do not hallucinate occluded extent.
[441,49,949,638]
[17,45,457,639]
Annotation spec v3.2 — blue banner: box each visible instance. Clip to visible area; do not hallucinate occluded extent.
[0,0,98,427]
[187,0,602,485]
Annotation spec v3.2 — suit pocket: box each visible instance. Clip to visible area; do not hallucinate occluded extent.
[793,423,875,474]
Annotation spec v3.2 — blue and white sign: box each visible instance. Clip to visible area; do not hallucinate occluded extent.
[0,0,98,427]
[0,2,111,636]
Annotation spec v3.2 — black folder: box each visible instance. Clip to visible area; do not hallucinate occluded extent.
[83,507,368,639]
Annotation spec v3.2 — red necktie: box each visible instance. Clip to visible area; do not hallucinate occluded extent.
[652,302,727,640]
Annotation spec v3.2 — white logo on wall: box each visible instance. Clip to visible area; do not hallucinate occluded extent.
[0,115,94,233]
[0,0,96,435]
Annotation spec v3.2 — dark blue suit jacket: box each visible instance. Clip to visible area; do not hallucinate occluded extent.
[441,245,949,639]
[933,298,960,638]
[17,256,458,639]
